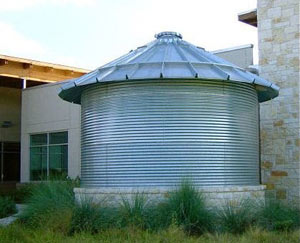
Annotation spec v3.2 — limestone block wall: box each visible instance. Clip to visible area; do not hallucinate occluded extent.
[74,186,266,207]
[258,0,300,204]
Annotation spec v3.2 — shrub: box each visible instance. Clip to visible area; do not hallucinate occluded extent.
[257,200,300,231]
[70,201,117,234]
[19,180,75,232]
[13,183,37,203]
[143,201,173,231]
[217,199,256,234]
[0,197,17,218]
[163,181,214,235]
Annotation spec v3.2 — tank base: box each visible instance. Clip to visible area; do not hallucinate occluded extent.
[74,185,266,206]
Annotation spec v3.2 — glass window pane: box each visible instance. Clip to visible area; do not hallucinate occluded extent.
[30,147,47,180]
[49,145,68,178]
[30,134,47,146]
[49,132,68,145]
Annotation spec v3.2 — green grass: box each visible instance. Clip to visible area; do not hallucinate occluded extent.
[217,199,257,234]
[163,181,215,235]
[257,200,300,231]
[117,193,150,229]
[0,223,299,243]
[0,196,17,218]
[0,184,36,204]
[70,200,118,234]
[4,179,299,241]
[19,180,75,232]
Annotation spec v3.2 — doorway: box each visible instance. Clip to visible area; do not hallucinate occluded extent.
[0,142,20,182]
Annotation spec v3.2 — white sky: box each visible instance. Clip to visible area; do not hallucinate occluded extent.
[0,0,257,69]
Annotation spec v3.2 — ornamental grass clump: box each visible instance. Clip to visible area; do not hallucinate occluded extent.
[164,181,214,235]
[217,199,256,234]
[19,180,75,232]
[0,196,17,218]
[70,200,117,234]
[118,193,150,229]
[257,200,300,231]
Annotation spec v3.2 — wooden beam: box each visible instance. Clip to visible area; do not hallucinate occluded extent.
[22,63,33,69]
[0,54,89,73]
[0,59,8,66]
[44,67,54,72]
[0,61,86,83]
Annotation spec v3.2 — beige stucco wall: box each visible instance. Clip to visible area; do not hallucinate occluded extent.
[21,82,81,182]
[258,0,300,204]
[0,87,21,142]
[212,44,254,69]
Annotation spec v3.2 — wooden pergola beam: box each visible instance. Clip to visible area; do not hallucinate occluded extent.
[0,59,8,66]
[22,63,33,69]
[0,54,89,83]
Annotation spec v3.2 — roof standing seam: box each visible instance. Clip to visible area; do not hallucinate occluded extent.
[59,31,279,104]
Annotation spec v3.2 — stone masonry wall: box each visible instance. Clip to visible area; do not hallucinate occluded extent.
[258,0,300,204]
[74,186,266,207]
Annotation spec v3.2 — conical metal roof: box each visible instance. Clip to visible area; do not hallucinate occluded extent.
[59,31,279,104]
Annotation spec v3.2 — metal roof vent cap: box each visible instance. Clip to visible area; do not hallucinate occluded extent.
[155,31,182,39]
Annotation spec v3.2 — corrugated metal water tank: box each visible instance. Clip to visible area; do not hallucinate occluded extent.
[59,32,279,188]
[81,81,259,187]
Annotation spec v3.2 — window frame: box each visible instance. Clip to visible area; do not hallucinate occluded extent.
[29,131,68,181]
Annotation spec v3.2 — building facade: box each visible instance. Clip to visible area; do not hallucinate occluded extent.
[239,0,300,204]
[0,55,88,186]
[21,82,81,182]
[258,0,300,204]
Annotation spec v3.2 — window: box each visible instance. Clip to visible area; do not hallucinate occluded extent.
[30,132,68,180]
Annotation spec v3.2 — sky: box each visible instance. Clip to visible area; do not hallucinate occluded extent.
[0,0,258,70]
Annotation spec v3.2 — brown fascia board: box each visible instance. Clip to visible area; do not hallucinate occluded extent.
[0,54,90,83]
[238,9,257,27]
[0,54,90,73]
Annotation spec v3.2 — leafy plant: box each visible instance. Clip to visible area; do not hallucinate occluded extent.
[0,196,17,218]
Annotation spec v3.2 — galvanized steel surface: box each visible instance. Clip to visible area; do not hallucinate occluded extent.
[81,80,259,188]
[59,32,279,104]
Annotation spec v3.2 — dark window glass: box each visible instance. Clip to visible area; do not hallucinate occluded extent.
[49,145,68,178]
[49,132,68,145]
[30,132,68,181]
[30,134,47,146]
[30,146,47,180]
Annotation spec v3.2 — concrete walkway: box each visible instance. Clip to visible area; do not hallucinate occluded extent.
[0,204,26,226]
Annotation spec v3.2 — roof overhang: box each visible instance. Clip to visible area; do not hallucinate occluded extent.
[238,9,257,27]
[0,54,90,83]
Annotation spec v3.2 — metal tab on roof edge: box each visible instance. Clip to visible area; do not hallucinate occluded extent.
[59,31,279,104]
